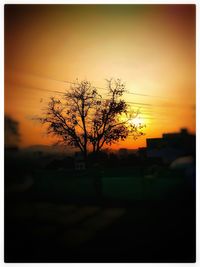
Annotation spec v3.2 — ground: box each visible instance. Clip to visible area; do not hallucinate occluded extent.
[4,167,195,262]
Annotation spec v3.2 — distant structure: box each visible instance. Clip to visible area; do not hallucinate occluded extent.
[74,152,86,171]
[5,115,20,152]
[139,128,195,164]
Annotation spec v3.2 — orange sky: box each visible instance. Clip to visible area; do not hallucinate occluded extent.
[4,4,196,149]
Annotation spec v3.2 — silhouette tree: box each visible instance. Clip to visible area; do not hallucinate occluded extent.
[5,115,20,149]
[40,79,144,162]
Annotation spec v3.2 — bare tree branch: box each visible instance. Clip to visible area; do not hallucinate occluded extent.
[38,79,145,161]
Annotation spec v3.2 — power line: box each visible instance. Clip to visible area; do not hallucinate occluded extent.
[7,87,195,121]
[8,78,195,114]
[8,70,196,110]
[18,71,170,99]
[13,83,154,108]
[17,82,195,110]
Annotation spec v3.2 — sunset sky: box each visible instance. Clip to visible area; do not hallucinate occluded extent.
[4,4,196,149]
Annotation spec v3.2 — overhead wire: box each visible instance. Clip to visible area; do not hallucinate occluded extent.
[12,82,194,110]
[14,70,173,99]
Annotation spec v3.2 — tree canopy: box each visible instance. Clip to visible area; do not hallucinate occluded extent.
[40,79,145,160]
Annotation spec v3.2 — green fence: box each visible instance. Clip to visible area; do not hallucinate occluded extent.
[32,169,186,201]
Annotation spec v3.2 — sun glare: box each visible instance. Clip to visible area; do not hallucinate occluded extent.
[130,116,145,127]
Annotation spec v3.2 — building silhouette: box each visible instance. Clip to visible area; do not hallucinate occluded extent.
[139,128,195,164]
